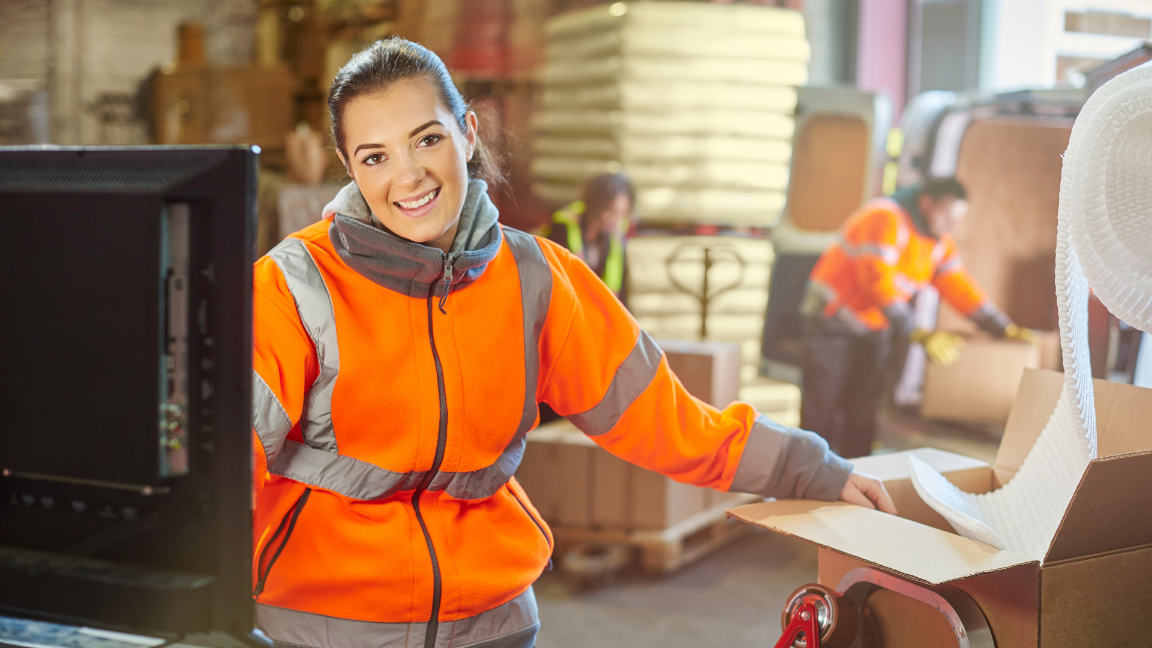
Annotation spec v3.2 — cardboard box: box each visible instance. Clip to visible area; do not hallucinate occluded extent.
[920,335,1041,424]
[730,369,1152,647]
[656,339,741,409]
[516,339,746,531]
[151,65,296,153]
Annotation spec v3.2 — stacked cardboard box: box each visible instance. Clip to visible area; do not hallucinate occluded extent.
[626,234,802,424]
[531,1,810,226]
[517,339,751,535]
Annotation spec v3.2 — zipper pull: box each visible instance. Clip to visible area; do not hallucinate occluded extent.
[438,254,455,314]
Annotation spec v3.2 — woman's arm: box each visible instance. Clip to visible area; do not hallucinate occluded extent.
[251,257,320,495]
[536,241,893,509]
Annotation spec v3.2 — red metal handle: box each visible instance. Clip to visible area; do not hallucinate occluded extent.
[774,600,821,648]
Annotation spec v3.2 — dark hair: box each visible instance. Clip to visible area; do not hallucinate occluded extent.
[581,173,635,222]
[327,37,505,190]
[921,177,968,202]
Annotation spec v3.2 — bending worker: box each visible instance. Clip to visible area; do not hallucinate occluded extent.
[801,178,1033,458]
[543,172,633,302]
[251,38,895,648]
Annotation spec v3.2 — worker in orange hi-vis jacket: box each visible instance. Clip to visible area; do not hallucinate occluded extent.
[800,178,1034,459]
[250,37,898,648]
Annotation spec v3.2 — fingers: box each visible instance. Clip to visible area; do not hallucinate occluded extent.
[859,477,898,515]
[839,483,876,510]
[839,473,898,515]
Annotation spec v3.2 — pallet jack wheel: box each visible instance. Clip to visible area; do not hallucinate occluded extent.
[779,584,858,648]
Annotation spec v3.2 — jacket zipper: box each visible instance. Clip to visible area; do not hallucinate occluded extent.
[254,488,312,598]
[414,261,453,648]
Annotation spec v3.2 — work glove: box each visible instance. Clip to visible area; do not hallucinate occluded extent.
[1003,323,1036,343]
[909,328,963,366]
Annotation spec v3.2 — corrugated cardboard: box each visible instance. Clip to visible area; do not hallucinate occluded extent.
[920,336,1041,424]
[730,369,1152,647]
[656,339,741,408]
[517,339,746,532]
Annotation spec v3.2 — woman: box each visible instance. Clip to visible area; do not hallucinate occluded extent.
[251,38,894,648]
[544,173,634,302]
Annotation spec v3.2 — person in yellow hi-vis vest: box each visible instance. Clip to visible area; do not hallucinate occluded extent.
[543,173,634,303]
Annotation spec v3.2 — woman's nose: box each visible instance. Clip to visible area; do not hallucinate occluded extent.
[395,153,425,187]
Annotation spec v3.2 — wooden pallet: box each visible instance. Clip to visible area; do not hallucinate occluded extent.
[550,493,760,574]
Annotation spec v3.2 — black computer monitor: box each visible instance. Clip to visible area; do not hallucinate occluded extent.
[0,146,261,646]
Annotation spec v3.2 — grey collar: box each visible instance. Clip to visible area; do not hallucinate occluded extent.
[325,179,503,300]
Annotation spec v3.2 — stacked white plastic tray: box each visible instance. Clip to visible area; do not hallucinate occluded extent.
[532,1,810,227]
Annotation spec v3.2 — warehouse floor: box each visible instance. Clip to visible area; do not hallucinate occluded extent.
[533,413,1003,647]
[535,528,812,648]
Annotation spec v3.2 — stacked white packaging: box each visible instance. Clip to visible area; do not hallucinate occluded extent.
[531,1,810,227]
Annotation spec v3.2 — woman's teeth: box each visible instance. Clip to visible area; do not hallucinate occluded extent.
[399,188,439,210]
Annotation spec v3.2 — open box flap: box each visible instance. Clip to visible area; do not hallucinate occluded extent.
[1045,450,1152,563]
[997,370,1152,486]
[995,369,1061,486]
[727,500,1036,585]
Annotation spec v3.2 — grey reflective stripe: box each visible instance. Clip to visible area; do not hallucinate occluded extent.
[428,229,553,500]
[270,441,424,500]
[569,330,663,437]
[936,255,963,275]
[506,230,552,441]
[268,238,340,453]
[253,371,293,465]
[729,415,789,496]
[256,586,539,648]
[838,237,900,265]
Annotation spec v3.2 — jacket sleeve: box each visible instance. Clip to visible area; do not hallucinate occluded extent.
[537,244,853,501]
[251,257,319,494]
[932,238,1010,334]
[846,210,916,334]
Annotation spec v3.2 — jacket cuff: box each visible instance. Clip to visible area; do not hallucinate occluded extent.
[729,416,854,501]
[968,303,1012,336]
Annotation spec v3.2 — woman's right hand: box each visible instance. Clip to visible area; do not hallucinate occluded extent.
[838,471,897,515]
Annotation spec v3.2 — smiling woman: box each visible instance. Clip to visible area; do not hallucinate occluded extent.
[249,37,895,648]
[327,40,504,251]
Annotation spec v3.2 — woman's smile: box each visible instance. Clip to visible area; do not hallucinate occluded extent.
[394,186,441,218]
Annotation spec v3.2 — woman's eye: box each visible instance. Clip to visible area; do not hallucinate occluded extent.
[418,134,443,147]
[362,153,384,165]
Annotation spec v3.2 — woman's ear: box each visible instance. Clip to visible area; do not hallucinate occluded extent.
[336,149,353,180]
[464,111,479,161]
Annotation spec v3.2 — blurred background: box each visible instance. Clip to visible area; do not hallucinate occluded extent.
[2,1,1151,645]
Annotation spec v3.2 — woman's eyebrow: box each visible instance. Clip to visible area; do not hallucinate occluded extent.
[353,142,384,154]
[409,120,443,138]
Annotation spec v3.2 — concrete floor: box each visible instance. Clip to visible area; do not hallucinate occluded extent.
[535,529,815,648]
[533,413,1003,648]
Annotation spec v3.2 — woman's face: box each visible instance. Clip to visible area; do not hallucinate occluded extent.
[599,193,632,235]
[338,78,477,252]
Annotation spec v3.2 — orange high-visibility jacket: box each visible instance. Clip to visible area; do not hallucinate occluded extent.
[251,180,852,648]
[807,195,1008,335]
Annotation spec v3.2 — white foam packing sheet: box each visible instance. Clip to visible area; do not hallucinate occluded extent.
[547,27,810,63]
[544,56,809,88]
[908,67,1152,560]
[546,2,806,39]
[532,156,790,192]
[541,82,799,114]
[533,108,795,139]
[532,135,793,165]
